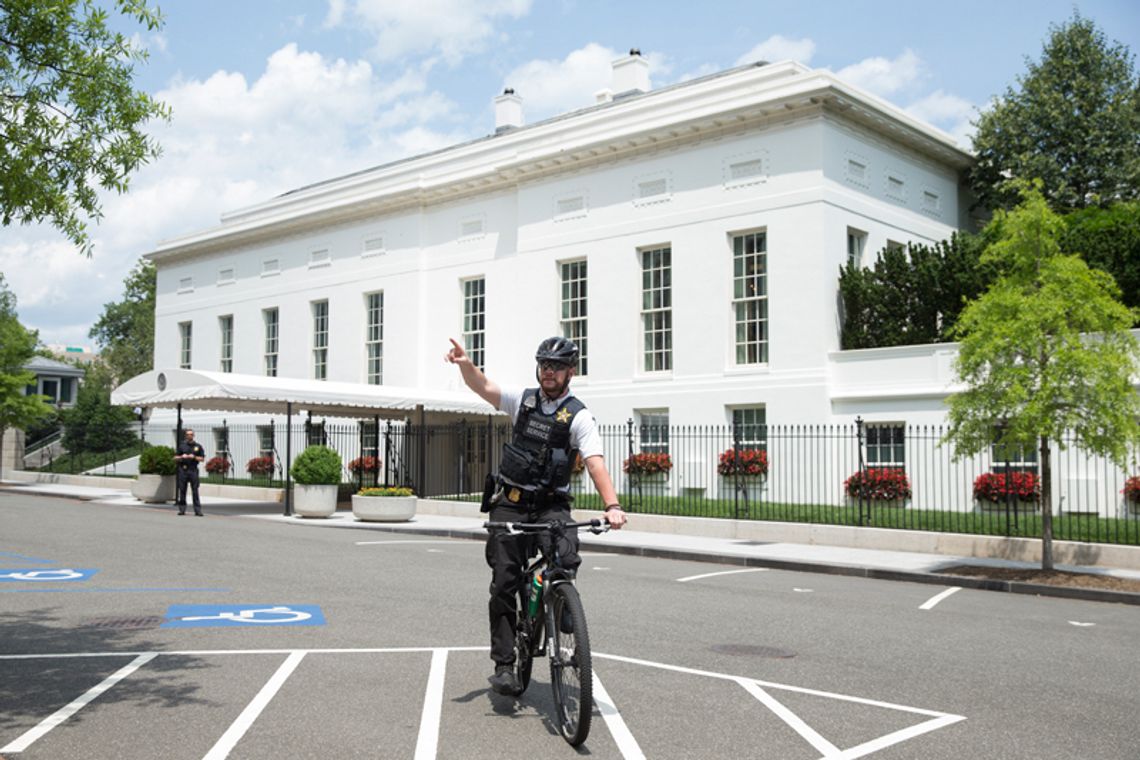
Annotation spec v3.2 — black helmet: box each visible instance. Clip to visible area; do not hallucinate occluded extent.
[535,336,579,368]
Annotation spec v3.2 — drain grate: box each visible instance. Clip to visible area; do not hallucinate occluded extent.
[711,644,796,658]
[79,615,164,630]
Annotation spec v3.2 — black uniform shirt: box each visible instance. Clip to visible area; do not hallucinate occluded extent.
[176,440,205,469]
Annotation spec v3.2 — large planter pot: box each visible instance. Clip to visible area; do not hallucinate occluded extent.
[352,495,416,522]
[131,474,175,504]
[977,499,1040,513]
[293,484,338,518]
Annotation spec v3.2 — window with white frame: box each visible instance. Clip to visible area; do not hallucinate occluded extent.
[178,322,192,369]
[846,228,867,269]
[307,421,327,446]
[636,410,670,454]
[731,407,767,450]
[991,439,1038,473]
[218,315,233,373]
[257,425,274,457]
[366,291,384,385]
[312,300,329,380]
[463,278,486,372]
[213,428,229,457]
[732,231,768,364]
[263,308,279,377]
[640,246,672,372]
[560,260,588,376]
[865,423,905,467]
[309,248,330,268]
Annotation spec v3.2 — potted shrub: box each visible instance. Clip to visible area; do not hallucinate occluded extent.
[131,445,177,503]
[973,471,1040,512]
[1123,476,1140,515]
[290,445,343,518]
[205,456,231,477]
[246,455,275,479]
[844,467,911,508]
[352,486,416,522]
[718,447,769,500]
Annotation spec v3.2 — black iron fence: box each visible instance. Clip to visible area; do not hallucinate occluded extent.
[28,418,1140,545]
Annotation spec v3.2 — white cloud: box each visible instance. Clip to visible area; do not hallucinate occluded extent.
[330,0,532,64]
[905,90,977,147]
[736,35,816,66]
[835,49,923,97]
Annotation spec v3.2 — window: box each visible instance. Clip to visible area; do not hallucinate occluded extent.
[312,300,329,380]
[460,217,485,239]
[560,260,588,376]
[463,278,486,371]
[640,246,672,372]
[846,228,867,269]
[219,315,233,373]
[362,236,385,257]
[865,424,905,467]
[886,240,905,254]
[177,277,193,294]
[844,153,870,188]
[731,407,767,450]
[213,428,229,457]
[41,379,59,403]
[732,231,768,365]
[178,322,192,369]
[637,410,670,454]
[306,421,327,446]
[366,291,383,385]
[360,420,378,458]
[263,308,279,377]
[257,425,275,456]
[262,259,280,277]
[59,377,72,403]
[885,173,907,203]
[218,267,235,285]
[724,152,768,188]
[922,190,941,214]
[635,176,671,205]
[991,440,1038,473]
[555,194,586,220]
[309,248,330,268]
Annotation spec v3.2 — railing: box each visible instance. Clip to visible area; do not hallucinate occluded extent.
[25,418,1140,545]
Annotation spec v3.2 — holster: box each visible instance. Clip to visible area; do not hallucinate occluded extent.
[480,472,497,513]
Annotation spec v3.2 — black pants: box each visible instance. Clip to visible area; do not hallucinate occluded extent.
[176,467,201,513]
[485,501,580,665]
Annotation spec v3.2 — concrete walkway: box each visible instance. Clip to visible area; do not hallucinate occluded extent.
[3,478,1139,605]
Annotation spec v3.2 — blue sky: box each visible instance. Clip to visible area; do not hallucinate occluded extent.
[3,0,1139,350]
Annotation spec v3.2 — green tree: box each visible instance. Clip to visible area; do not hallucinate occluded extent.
[0,275,55,477]
[61,362,136,455]
[944,183,1140,570]
[1060,201,1140,320]
[89,258,155,382]
[969,12,1140,213]
[0,0,170,255]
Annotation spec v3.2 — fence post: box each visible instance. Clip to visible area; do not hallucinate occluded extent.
[625,418,634,509]
[221,419,229,484]
[732,423,742,520]
[855,416,867,526]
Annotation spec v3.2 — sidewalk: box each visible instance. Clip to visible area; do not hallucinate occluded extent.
[4,478,1139,605]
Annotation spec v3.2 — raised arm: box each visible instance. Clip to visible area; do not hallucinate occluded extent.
[445,337,501,409]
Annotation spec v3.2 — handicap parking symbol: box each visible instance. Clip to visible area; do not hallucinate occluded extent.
[0,568,98,582]
[161,604,326,628]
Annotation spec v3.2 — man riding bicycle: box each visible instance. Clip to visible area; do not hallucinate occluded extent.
[446,335,626,695]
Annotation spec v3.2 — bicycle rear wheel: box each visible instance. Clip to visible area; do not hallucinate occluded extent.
[548,583,592,746]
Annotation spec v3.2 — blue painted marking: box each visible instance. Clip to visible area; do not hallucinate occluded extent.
[0,587,231,594]
[162,604,326,628]
[0,568,97,582]
[0,552,55,564]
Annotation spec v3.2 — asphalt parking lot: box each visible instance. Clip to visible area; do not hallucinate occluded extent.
[2,491,1139,759]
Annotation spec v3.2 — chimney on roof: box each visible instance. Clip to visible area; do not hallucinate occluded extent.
[611,48,650,97]
[494,87,523,133]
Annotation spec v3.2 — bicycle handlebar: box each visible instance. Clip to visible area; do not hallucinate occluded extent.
[483,519,611,536]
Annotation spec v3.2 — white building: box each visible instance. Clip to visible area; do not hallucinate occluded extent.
[147,55,974,440]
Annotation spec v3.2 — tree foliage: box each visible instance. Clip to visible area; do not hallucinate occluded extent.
[60,361,136,454]
[89,258,155,382]
[1060,201,1140,320]
[944,183,1140,570]
[839,234,991,349]
[0,0,170,255]
[0,274,56,476]
[969,12,1140,213]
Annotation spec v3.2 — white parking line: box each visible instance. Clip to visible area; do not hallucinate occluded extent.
[736,678,840,757]
[677,568,770,583]
[355,540,469,546]
[415,649,448,760]
[593,670,646,759]
[0,652,156,753]
[919,587,962,610]
[204,650,305,760]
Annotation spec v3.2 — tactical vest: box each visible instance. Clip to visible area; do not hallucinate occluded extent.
[497,388,585,495]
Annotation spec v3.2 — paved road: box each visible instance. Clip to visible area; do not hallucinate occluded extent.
[1,492,1138,759]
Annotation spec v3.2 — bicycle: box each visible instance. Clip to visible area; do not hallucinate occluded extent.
[482,518,610,747]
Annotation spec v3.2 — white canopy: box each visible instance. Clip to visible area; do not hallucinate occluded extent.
[111,368,498,420]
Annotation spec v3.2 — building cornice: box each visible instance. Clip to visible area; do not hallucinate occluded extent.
[147,61,974,263]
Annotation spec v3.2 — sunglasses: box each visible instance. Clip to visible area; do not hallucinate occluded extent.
[538,360,570,372]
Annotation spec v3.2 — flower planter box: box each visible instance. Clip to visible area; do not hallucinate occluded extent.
[849,498,908,510]
[352,494,416,522]
[719,476,765,502]
[131,474,175,504]
[977,499,1040,513]
[1124,500,1140,516]
[293,484,338,518]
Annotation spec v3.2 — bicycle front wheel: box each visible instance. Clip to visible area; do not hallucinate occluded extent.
[548,583,592,746]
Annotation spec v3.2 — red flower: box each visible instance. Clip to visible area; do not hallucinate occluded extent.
[623,452,673,475]
[844,468,911,501]
[348,456,381,473]
[204,456,231,475]
[717,448,769,477]
[1123,476,1140,503]
[973,471,1040,502]
[246,455,275,476]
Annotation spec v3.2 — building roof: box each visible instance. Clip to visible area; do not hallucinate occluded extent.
[111,369,500,420]
[24,356,86,377]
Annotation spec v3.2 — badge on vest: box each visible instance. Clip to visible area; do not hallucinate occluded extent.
[508,487,522,503]
[556,407,573,423]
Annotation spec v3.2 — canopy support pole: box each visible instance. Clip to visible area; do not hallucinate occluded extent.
[284,402,293,516]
